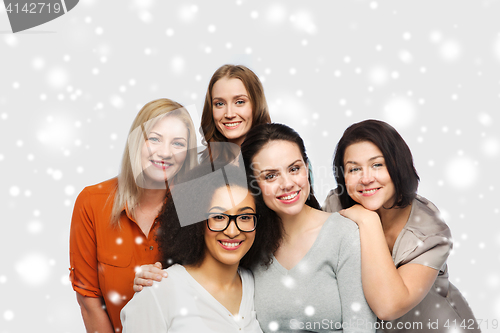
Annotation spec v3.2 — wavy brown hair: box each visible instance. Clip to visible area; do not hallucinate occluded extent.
[200,64,271,162]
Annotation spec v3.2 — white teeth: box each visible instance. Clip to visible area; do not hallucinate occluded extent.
[362,189,377,194]
[152,161,171,167]
[221,241,240,248]
[225,122,241,127]
[279,192,298,200]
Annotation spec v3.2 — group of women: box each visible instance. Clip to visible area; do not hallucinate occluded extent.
[70,64,479,332]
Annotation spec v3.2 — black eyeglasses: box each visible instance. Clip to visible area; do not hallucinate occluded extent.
[206,213,258,232]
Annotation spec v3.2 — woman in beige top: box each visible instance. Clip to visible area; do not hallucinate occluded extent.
[324,119,479,332]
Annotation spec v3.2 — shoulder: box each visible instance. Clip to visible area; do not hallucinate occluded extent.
[405,195,451,239]
[74,178,117,208]
[320,213,361,255]
[322,189,343,213]
[79,178,118,197]
[238,267,254,283]
[323,212,360,235]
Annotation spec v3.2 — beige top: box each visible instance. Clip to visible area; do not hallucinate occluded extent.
[323,192,480,332]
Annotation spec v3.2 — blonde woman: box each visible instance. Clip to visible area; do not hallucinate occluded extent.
[69,99,197,333]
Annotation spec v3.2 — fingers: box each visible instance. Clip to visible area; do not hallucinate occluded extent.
[133,284,143,292]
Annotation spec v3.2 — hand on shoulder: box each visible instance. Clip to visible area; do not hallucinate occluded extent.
[339,204,380,227]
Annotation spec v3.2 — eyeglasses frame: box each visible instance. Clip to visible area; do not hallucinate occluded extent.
[205,212,258,232]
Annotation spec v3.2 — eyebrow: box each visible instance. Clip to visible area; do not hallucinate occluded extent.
[149,132,187,141]
[212,94,249,101]
[208,206,256,213]
[259,159,303,175]
[345,155,384,165]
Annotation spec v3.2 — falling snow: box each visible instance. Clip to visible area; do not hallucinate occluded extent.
[1,1,498,332]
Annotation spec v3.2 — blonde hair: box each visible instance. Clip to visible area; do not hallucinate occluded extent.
[110,99,198,226]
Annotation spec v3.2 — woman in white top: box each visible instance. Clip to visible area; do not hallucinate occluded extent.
[121,163,281,333]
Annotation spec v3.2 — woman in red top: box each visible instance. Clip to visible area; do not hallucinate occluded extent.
[69,98,198,333]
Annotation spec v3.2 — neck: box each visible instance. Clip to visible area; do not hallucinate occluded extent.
[187,253,240,288]
[139,188,166,207]
[377,204,412,230]
[278,204,315,237]
[228,137,244,147]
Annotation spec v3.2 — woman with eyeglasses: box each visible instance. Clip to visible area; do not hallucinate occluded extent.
[121,163,281,333]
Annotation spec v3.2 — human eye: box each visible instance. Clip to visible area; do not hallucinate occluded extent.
[148,136,160,143]
[239,214,252,220]
[214,101,224,107]
[290,165,301,173]
[173,141,186,148]
[235,99,245,105]
[209,214,226,221]
[348,167,360,173]
[264,172,278,181]
[373,163,383,168]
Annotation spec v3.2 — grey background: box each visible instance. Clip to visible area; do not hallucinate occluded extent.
[1,0,499,332]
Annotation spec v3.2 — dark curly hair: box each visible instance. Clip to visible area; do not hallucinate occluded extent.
[333,119,420,209]
[156,162,281,270]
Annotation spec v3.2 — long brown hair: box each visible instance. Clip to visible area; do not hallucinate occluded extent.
[200,64,271,162]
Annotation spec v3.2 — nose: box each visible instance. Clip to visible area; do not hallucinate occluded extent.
[223,218,241,238]
[360,169,374,185]
[279,173,295,191]
[224,105,236,119]
[156,142,173,159]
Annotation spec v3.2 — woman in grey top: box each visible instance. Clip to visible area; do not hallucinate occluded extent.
[241,123,376,333]
[325,119,479,332]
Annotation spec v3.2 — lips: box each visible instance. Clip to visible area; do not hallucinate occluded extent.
[358,187,380,196]
[151,160,173,169]
[223,121,242,129]
[277,190,301,204]
[218,239,243,250]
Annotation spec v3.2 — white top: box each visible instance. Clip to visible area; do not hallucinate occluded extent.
[121,264,262,333]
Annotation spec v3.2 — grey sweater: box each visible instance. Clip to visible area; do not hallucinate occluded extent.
[252,213,376,333]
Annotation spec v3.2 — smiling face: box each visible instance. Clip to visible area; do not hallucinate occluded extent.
[252,140,309,218]
[211,77,253,146]
[203,185,256,267]
[141,116,189,185]
[343,141,396,213]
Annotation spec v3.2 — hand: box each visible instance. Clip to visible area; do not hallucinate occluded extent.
[133,262,167,292]
[339,204,381,227]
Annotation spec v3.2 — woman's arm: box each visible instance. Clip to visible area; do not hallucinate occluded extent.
[76,293,114,333]
[340,205,438,321]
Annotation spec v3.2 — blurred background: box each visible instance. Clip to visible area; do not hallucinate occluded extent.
[1,0,499,332]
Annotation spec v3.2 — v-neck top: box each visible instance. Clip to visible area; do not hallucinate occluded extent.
[121,264,262,333]
[252,213,376,332]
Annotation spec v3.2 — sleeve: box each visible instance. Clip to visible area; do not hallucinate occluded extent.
[336,227,377,333]
[399,231,452,271]
[121,287,168,333]
[322,189,343,213]
[69,188,101,297]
